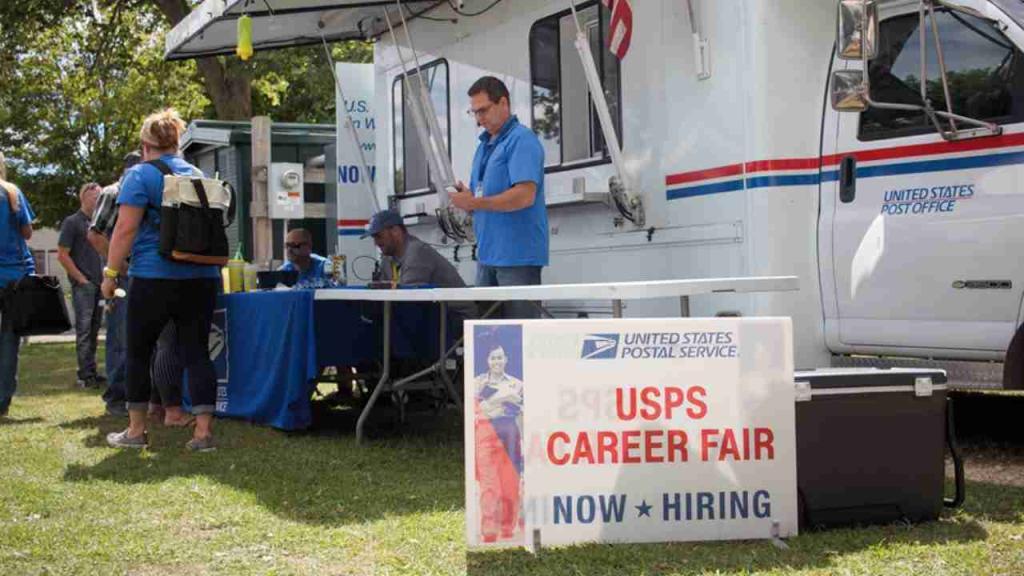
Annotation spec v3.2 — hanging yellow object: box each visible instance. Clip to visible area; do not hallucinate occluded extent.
[237,15,253,61]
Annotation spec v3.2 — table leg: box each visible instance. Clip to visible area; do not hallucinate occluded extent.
[436,302,463,411]
[357,300,391,444]
[529,301,555,319]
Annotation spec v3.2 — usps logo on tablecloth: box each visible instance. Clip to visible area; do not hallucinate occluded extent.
[466,317,797,550]
[580,334,619,359]
[210,308,229,387]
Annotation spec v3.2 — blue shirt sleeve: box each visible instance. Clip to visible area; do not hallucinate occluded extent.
[117,166,150,208]
[17,191,34,226]
[506,132,544,188]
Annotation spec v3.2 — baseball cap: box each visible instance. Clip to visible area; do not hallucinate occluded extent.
[362,209,404,238]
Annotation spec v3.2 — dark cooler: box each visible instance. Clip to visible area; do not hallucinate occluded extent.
[794,368,963,529]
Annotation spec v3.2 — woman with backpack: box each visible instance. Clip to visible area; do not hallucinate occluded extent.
[0,151,35,418]
[101,109,220,452]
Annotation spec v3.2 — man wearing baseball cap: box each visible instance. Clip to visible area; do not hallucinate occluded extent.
[365,209,475,320]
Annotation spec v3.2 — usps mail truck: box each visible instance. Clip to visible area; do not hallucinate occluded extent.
[166,0,1024,387]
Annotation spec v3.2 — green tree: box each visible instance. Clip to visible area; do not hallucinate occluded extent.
[1,1,210,225]
[0,0,370,225]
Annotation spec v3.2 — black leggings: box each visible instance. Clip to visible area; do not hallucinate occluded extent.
[149,322,183,408]
[126,277,218,414]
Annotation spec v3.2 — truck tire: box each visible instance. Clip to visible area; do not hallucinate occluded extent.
[1002,323,1024,390]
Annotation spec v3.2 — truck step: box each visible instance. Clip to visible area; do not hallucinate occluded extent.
[830,356,1004,390]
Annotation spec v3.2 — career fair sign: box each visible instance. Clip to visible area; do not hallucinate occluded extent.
[464,318,797,548]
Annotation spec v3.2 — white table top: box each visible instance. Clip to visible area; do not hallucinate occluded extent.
[313,276,799,302]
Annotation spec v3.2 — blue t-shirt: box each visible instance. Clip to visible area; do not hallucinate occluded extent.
[117,154,220,280]
[469,116,549,267]
[279,253,330,289]
[0,187,34,285]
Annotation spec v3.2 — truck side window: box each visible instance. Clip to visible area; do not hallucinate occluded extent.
[859,9,1024,141]
[530,1,622,170]
[392,60,450,196]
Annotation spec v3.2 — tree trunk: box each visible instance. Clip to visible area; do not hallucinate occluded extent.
[150,0,252,120]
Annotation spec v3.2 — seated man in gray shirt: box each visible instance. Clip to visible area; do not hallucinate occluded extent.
[364,209,476,322]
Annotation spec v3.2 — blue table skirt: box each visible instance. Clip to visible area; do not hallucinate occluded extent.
[204,289,446,430]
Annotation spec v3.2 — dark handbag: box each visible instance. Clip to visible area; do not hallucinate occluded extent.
[2,275,72,336]
[149,159,234,266]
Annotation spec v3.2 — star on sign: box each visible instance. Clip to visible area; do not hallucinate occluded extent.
[635,499,652,518]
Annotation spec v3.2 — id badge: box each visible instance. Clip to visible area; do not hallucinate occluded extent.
[474,183,484,198]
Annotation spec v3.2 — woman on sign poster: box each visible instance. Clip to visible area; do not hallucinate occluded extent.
[475,341,524,543]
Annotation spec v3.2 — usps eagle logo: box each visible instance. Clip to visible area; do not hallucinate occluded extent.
[209,308,229,384]
[580,334,620,359]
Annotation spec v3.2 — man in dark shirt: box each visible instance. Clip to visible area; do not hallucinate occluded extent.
[367,210,475,318]
[59,182,104,388]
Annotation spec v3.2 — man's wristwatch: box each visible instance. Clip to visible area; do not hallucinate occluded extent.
[102,266,120,280]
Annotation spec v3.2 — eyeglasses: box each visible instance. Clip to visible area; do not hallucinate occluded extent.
[285,242,308,250]
[467,103,494,118]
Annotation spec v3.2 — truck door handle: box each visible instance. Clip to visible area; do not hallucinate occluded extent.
[839,156,856,203]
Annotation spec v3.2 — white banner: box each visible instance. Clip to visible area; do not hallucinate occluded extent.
[334,62,376,252]
[464,318,797,548]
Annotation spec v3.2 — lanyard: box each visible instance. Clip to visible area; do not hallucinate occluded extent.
[476,142,495,184]
[391,261,400,288]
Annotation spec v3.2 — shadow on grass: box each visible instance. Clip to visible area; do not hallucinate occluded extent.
[466,479,1024,576]
[467,517,990,576]
[60,404,465,528]
[957,480,1024,523]
[0,416,44,426]
[467,520,990,575]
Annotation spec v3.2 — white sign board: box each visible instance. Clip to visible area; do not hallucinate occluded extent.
[464,318,797,549]
[334,62,376,247]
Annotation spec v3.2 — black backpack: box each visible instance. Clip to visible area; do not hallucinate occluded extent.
[148,159,234,266]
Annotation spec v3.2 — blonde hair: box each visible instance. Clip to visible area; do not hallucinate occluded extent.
[78,181,100,199]
[0,150,20,213]
[139,108,186,151]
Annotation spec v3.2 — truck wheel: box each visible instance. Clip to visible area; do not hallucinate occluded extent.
[1002,323,1024,390]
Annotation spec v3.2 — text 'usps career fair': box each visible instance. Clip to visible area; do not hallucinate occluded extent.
[545,385,776,466]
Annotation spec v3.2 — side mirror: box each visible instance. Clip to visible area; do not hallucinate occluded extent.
[837,0,878,60]
[831,70,869,112]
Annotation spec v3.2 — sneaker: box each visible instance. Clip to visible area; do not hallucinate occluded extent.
[77,378,99,389]
[105,404,128,417]
[106,429,147,449]
[186,436,216,453]
[95,374,108,384]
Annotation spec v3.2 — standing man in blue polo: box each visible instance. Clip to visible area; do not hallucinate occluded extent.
[450,76,548,319]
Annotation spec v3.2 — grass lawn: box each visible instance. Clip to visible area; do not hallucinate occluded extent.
[0,343,1021,575]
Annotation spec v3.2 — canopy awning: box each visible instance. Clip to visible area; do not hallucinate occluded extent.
[165,0,441,61]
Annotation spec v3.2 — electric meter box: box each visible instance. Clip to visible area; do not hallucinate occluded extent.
[269,162,305,219]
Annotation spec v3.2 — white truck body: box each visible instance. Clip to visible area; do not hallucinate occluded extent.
[166,0,1024,375]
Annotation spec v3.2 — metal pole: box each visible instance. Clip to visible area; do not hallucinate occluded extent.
[357,300,391,444]
[436,302,463,410]
[679,295,690,317]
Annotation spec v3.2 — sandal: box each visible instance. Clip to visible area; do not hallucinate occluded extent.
[164,414,195,428]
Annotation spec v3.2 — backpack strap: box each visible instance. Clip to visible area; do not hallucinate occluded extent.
[146,159,173,176]
[191,179,212,211]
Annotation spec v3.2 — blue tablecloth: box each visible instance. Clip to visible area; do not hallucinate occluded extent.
[212,290,319,430]
[208,289,446,430]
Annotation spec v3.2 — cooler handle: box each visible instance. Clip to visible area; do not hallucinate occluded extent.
[944,396,965,508]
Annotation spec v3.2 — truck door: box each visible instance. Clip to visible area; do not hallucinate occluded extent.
[821,5,1024,356]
